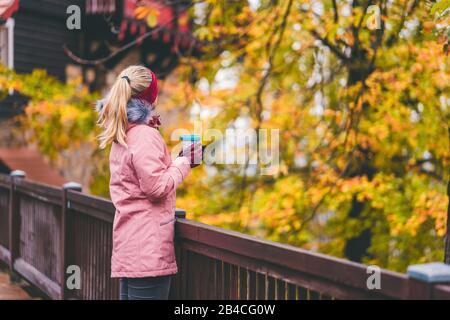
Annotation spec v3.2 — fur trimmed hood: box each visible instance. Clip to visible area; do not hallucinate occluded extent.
[95,98,153,124]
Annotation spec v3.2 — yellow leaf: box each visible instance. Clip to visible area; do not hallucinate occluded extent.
[147,13,158,28]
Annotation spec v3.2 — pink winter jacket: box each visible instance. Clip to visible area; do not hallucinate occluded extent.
[109,124,191,278]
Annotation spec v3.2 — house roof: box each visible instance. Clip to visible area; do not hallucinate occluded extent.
[0,147,66,186]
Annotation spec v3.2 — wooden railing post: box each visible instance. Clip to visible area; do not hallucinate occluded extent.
[407,262,450,299]
[175,208,186,220]
[9,170,25,279]
[60,182,82,300]
[172,208,187,299]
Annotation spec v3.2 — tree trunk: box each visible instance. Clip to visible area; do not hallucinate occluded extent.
[342,41,375,262]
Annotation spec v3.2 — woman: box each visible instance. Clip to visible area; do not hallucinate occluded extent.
[96,65,202,300]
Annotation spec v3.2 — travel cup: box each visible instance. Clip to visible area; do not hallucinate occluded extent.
[180,134,201,165]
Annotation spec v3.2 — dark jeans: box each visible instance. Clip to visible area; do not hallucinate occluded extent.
[120,276,172,300]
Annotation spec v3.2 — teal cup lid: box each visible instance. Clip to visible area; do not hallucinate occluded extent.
[180,134,200,142]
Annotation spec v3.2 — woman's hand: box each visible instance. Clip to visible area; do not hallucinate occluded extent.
[179,142,203,168]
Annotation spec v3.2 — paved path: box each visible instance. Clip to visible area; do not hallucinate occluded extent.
[0,270,32,300]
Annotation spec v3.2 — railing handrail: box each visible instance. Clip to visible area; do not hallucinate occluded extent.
[66,189,115,223]
[175,218,410,299]
[66,183,407,298]
[14,178,63,205]
[0,173,449,300]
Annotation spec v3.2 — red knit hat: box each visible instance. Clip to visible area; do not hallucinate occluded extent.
[133,70,158,104]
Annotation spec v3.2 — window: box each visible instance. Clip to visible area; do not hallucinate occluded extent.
[0,18,14,68]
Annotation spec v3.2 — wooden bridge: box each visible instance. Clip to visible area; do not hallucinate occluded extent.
[1,171,450,300]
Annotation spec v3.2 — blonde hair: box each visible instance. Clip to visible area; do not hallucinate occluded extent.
[97,65,153,149]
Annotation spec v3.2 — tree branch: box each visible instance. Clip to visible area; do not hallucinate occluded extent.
[64,2,197,66]
[310,29,349,62]
[255,0,294,123]
[386,0,419,47]
[332,0,339,23]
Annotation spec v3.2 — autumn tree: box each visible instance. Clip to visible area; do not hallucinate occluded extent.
[2,0,449,272]
[0,66,102,189]
[157,0,449,271]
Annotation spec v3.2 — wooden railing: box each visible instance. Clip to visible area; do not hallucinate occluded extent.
[0,172,449,300]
